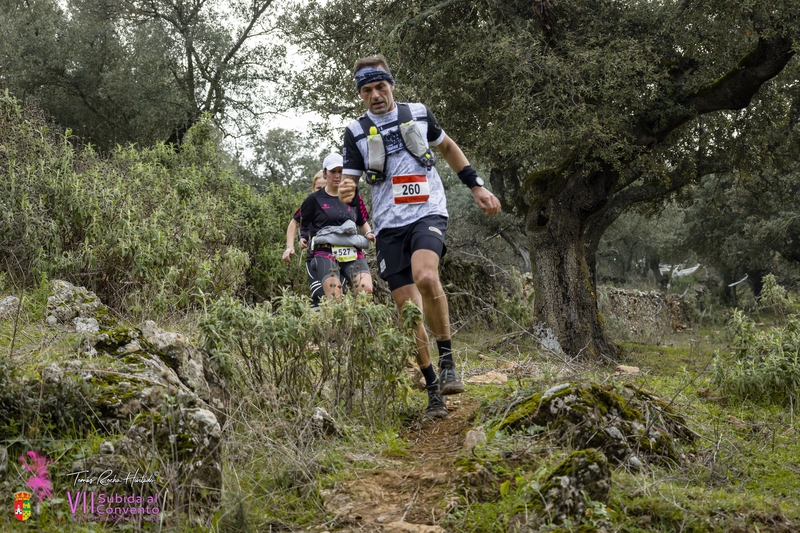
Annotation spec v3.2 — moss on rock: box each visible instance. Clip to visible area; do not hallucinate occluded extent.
[496,382,690,466]
[509,449,612,531]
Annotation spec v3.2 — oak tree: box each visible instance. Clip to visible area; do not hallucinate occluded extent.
[0,0,286,148]
[289,0,798,357]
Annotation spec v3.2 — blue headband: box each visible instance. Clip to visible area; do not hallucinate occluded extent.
[355,67,395,92]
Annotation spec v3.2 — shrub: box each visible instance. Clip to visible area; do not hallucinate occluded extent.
[712,309,800,406]
[0,94,304,315]
[199,292,419,423]
[759,273,792,325]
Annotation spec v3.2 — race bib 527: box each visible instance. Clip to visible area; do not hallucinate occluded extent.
[332,245,357,262]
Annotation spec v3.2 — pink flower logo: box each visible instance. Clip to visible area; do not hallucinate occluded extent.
[19,451,53,502]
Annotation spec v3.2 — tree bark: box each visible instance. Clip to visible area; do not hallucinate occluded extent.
[529,209,616,358]
[722,270,741,307]
[648,252,669,289]
[499,228,532,272]
[747,269,767,298]
[522,165,619,359]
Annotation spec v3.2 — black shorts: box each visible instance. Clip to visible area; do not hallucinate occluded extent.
[306,255,370,306]
[376,215,447,289]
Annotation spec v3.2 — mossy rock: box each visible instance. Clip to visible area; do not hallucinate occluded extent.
[622,385,696,443]
[45,279,117,329]
[454,455,500,498]
[498,382,643,430]
[89,371,151,422]
[127,404,223,513]
[509,449,612,531]
[91,326,156,359]
[496,382,690,466]
[128,405,220,461]
[0,364,97,439]
[543,449,611,504]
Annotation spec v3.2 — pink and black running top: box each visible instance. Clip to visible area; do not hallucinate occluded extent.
[294,189,369,261]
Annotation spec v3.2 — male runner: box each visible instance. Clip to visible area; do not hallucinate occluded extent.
[338,55,501,418]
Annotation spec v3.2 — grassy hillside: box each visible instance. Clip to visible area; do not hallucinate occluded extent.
[1,93,798,533]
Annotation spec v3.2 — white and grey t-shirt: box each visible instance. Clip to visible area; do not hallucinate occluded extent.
[342,102,448,235]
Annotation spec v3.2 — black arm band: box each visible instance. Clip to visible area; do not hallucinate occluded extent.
[457,165,480,189]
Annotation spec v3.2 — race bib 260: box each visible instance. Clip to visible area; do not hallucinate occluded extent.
[392,174,430,204]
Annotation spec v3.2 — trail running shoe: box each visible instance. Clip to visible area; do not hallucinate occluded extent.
[438,361,466,395]
[425,388,448,419]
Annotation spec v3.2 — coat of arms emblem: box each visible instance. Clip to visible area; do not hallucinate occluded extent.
[14,491,32,521]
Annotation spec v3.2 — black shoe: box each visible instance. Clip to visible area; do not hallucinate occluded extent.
[438,361,466,395]
[425,388,448,419]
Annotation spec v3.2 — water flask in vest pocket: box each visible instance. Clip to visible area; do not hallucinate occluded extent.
[399,120,436,169]
[366,126,386,184]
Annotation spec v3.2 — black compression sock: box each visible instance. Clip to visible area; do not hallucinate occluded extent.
[437,339,453,366]
[421,364,438,389]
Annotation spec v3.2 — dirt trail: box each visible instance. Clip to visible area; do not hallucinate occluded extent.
[321,396,480,532]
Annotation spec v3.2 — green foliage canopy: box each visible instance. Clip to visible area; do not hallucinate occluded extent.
[679,171,800,294]
[240,128,327,193]
[287,0,798,357]
[289,0,797,179]
[0,0,287,149]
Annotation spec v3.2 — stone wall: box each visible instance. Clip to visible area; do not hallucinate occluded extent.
[598,287,694,341]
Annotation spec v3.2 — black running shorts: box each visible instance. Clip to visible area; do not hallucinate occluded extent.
[376,215,447,287]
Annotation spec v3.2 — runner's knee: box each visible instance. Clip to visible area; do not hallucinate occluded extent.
[323,278,342,294]
[414,268,441,297]
[359,282,373,295]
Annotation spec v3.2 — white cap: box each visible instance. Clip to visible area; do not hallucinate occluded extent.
[323,153,343,171]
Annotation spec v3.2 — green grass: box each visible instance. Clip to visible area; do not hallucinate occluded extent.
[441,326,800,532]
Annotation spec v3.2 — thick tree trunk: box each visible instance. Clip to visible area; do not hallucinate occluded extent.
[585,242,599,293]
[747,269,767,298]
[528,198,617,359]
[648,252,669,289]
[499,229,532,272]
[721,270,740,307]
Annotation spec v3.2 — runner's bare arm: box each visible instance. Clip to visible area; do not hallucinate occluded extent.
[282,219,300,262]
[359,222,376,243]
[436,134,470,172]
[436,136,502,216]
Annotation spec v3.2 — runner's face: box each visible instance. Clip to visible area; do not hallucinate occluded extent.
[359,78,395,115]
[313,178,327,191]
[324,167,343,189]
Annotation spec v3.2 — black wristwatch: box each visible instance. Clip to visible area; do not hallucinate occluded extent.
[472,176,485,189]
